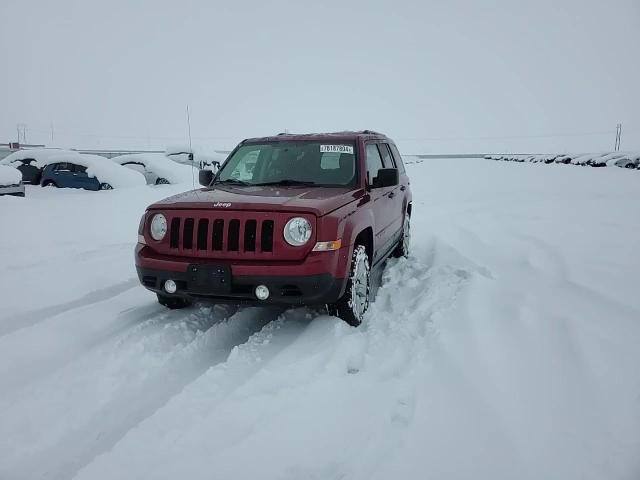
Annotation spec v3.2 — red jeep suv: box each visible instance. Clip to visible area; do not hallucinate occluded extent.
[135,131,412,325]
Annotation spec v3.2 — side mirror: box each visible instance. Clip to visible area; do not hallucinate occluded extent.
[211,160,221,174]
[199,169,214,187]
[373,168,399,188]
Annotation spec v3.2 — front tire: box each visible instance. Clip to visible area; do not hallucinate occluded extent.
[42,180,57,188]
[155,177,170,185]
[100,182,113,190]
[392,214,411,258]
[157,294,192,309]
[331,245,370,327]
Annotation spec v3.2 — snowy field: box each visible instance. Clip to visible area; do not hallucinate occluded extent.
[1,159,639,480]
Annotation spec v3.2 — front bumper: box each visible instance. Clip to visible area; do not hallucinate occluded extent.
[135,244,349,305]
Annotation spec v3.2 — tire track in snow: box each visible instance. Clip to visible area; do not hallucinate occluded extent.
[0,278,139,337]
[74,246,475,480]
[0,303,284,480]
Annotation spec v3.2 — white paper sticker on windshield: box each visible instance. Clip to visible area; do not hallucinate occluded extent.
[320,145,354,154]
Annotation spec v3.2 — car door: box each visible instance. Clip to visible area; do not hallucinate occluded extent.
[52,162,73,187]
[377,143,403,243]
[71,164,99,190]
[365,142,393,261]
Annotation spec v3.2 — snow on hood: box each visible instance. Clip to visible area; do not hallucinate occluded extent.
[113,153,195,184]
[0,165,22,186]
[0,148,75,168]
[42,153,146,188]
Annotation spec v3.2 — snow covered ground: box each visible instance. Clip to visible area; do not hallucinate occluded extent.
[1,160,639,480]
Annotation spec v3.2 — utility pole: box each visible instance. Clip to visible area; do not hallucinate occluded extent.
[614,123,622,151]
[16,123,27,144]
[50,123,55,144]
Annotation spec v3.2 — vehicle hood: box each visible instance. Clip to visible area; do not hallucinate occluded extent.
[148,185,363,216]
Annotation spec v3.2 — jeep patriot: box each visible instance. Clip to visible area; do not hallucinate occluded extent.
[135,131,412,325]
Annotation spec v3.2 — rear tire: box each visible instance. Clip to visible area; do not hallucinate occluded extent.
[100,182,113,190]
[392,214,411,258]
[42,180,57,188]
[157,294,192,309]
[331,245,370,327]
[155,177,170,185]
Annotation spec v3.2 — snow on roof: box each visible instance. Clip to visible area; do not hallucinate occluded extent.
[0,148,76,168]
[0,165,22,186]
[113,153,195,184]
[42,152,146,188]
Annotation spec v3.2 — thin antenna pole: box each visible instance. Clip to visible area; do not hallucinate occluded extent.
[186,105,196,189]
[50,122,54,144]
[186,105,193,152]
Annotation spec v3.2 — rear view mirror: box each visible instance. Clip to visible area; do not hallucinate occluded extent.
[373,168,399,188]
[199,169,214,187]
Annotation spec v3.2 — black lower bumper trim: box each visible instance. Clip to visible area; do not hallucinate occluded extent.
[136,267,346,306]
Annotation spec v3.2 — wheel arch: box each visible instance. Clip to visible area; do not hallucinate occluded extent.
[353,226,374,262]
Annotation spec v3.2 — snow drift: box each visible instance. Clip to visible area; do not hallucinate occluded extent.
[0,159,639,480]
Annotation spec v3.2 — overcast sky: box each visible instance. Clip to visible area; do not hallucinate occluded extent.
[1,0,638,154]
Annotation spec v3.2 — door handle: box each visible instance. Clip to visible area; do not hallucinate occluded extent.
[400,185,406,191]
[388,191,395,199]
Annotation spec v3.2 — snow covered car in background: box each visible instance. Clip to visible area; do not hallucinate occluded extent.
[605,152,639,169]
[113,153,195,185]
[165,145,227,172]
[554,154,573,164]
[0,148,75,184]
[40,153,146,190]
[0,165,25,197]
[586,152,624,167]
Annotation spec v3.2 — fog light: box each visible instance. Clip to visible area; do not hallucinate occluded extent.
[164,279,177,294]
[255,285,270,300]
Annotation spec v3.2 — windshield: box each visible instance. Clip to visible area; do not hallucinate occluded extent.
[216,142,357,187]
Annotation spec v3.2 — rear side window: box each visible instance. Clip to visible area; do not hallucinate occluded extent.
[388,143,406,174]
[54,163,71,171]
[73,165,87,174]
[379,143,395,168]
[365,143,384,185]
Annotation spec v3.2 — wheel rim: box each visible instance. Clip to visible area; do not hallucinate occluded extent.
[350,248,370,321]
[402,216,411,256]
[100,183,113,190]
[157,178,170,184]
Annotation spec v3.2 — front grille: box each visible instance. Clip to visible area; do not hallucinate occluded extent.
[168,216,277,255]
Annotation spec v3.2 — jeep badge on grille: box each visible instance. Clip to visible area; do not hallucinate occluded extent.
[213,202,231,208]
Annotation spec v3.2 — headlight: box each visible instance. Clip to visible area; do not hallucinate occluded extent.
[283,217,312,246]
[150,213,167,241]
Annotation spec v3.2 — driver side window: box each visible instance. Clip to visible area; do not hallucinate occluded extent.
[365,144,384,186]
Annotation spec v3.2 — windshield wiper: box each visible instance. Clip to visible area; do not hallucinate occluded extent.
[254,179,317,186]
[213,178,252,186]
